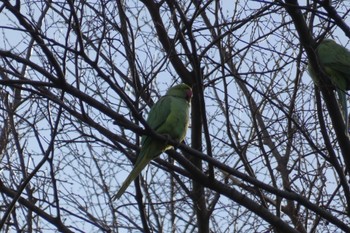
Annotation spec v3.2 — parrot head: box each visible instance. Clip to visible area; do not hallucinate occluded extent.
[166,83,192,102]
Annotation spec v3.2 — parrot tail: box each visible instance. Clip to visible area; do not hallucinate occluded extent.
[337,90,348,136]
[113,151,150,200]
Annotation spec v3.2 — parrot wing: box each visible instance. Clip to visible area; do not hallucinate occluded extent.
[142,95,173,144]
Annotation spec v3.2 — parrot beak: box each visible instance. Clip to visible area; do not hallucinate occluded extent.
[186,89,193,102]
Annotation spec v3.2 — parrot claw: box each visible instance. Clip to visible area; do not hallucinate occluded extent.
[161,134,176,149]
[172,142,180,150]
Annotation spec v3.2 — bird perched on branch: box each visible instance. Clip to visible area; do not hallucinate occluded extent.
[113,83,192,200]
[308,39,350,134]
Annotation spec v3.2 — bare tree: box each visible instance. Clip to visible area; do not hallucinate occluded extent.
[0,0,350,232]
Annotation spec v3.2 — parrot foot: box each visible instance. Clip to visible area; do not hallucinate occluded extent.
[162,134,176,150]
[172,141,180,150]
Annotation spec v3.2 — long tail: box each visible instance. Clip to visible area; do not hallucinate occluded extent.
[113,151,150,200]
[337,89,348,135]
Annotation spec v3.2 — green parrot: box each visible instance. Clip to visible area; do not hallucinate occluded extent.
[308,39,350,134]
[113,83,192,200]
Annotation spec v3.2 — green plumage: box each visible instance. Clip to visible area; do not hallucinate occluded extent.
[308,39,350,134]
[113,83,192,200]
